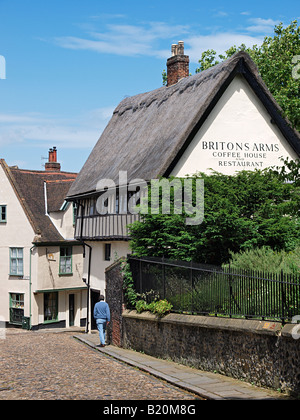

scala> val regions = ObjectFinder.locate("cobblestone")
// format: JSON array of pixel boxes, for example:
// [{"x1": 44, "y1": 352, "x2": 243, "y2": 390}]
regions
[{"x1": 0, "y1": 329, "x2": 199, "y2": 400}]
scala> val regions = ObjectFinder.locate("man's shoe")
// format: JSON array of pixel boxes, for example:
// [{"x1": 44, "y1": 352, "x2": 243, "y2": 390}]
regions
[{"x1": 100, "y1": 344, "x2": 105, "y2": 347}]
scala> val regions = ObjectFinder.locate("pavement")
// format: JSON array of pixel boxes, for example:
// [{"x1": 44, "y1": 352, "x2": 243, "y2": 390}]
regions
[{"x1": 74, "y1": 332, "x2": 289, "y2": 400}]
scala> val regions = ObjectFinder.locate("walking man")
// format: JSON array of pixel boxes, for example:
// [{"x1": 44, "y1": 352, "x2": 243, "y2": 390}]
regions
[{"x1": 93, "y1": 294, "x2": 110, "y2": 347}]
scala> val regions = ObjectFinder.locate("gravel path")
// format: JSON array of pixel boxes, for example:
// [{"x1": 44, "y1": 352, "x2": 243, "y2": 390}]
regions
[{"x1": 0, "y1": 329, "x2": 199, "y2": 400}]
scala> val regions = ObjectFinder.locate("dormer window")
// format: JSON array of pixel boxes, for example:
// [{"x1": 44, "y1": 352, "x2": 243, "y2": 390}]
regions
[{"x1": 0, "y1": 205, "x2": 6, "y2": 223}]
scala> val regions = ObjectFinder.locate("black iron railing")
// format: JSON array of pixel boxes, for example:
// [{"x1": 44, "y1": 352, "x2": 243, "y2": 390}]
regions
[{"x1": 129, "y1": 256, "x2": 300, "y2": 323}]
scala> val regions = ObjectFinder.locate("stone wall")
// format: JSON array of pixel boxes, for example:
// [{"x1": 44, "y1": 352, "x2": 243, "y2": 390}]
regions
[
  {"x1": 105, "y1": 259, "x2": 300, "y2": 395},
  {"x1": 122, "y1": 310, "x2": 300, "y2": 395},
  {"x1": 105, "y1": 260, "x2": 124, "y2": 347}
]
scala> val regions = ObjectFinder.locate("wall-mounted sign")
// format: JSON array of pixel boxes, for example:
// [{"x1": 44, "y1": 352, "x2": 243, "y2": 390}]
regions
[
  {"x1": 202, "y1": 141, "x2": 280, "y2": 169},
  {"x1": 171, "y1": 76, "x2": 298, "y2": 177}
]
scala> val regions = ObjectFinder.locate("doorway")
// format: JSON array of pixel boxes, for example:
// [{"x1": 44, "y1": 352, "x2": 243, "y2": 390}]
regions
[
  {"x1": 90, "y1": 290, "x2": 100, "y2": 330},
  {"x1": 69, "y1": 294, "x2": 75, "y2": 327}
]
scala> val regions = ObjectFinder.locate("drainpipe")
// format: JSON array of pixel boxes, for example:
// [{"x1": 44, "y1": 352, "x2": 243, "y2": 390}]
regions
[
  {"x1": 29, "y1": 245, "x2": 35, "y2": 329},
  {"x1": 83, "y1": 242, "x2": 92, "y2": 334}
]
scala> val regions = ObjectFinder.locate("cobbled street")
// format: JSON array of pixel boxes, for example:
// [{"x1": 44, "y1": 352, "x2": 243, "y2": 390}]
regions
[{"x1": 0, "y1": 329, "x2": 198, "y2": 400}]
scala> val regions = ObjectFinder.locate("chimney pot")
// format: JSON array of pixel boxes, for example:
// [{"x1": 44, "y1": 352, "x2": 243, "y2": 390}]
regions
[
  {"x1": 171, "y1": 44, "x2": 177, "y2": 56},
  {"x1": 177, "y1": 41, "x2": 184, "y2": 55},
  {"x1": 52, "y1": 146, "x2": 57, "y2": 163},
  {"x1": 45, "y1": 147, "x2": 61, "y2": 171},
  {"x1": 166, "y1": 41, "x2": 189, "y2": 87}
]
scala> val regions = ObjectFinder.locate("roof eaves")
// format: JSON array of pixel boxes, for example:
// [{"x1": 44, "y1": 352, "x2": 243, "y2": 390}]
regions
[{"x1": 0, "y1": 159, "x2": 40, "y2": 234}]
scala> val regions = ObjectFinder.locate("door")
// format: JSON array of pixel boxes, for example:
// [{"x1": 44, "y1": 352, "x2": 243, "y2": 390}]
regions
[
  {"x1": 91, "y1": 290, "x2": 99, "y2": 330},
  {"x1": 69, "y1": 294, "x2": 75, "y2": 327}
]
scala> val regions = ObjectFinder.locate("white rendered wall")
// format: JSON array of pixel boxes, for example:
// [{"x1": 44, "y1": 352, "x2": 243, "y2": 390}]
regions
[
  {"x1": 171, "y1": 75, "x2": 298, "y2": 177},
  {"x1": 82, "y1": 241, "x2": 130, "y2": 295},
  {"x1": 0, "y1": 164, "x2": 36, "y2": 322}
]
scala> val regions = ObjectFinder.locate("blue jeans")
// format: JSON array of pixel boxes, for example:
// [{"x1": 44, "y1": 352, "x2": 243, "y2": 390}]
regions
[{"x1": 96, "y1": 318, "x2": 107, "y2": 345}]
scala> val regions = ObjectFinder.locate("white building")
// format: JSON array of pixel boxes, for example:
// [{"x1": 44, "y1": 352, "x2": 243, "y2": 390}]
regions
[
  {"x1": 66, "y1": 46, "x2": 300, "y2": 330},
  {"x1": 0, "y1": 148, "x2": 86, "y2": 329}
]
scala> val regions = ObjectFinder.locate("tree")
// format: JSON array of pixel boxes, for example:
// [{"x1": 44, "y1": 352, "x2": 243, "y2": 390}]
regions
[
  {"x1": 195, "y1": 21, "x2": 300, "y2": 131},
  {"x1": 164, "y1": 21, "x2": 300, "y2": 131},
  {"x1": 128, "y1": 166, "x2": 300, "y2": 266}
]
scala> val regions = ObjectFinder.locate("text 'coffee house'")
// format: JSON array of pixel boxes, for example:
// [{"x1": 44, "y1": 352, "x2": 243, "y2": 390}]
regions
[{"x1": 202, "y1": 141, "x2": 280, "y2": 168}]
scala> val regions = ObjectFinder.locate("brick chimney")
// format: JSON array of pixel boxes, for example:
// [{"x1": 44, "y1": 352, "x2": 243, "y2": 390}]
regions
[
  {"x1": 45, "y1": 147, "x2": 61, "y2": 171},
  {"x1": 167, "y1": 41, "x2": 189, "y2": 86}
]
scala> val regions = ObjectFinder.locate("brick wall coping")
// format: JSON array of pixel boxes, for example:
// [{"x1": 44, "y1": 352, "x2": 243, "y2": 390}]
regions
[{"x1": 122, "y1": 310, "x2": 298, "y2": 339}]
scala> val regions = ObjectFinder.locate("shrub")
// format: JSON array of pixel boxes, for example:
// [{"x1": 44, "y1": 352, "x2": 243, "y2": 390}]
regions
[
  {"x1": 224, "y1": 246, "x2": 300, "y2": 274},
  {"x1": 135, "y1": 299, "x2": 173, "y2": 317},
  {"x1": 121, "y1": 259, "x2": 137, "y2": 308},
  {"x1": 150, "y1": 299, "x2": 173, "y2": 316},
  {"x1": 135, "y1": 299, "x2": 148, "y2": 313}
]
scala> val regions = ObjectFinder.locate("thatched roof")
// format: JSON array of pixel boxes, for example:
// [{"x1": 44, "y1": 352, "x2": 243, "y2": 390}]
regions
[
  {"x1": 67, "y1": 51, "x2": 300, "y2": 199},
  {"x1": 0, "y1": 159, "x2": 77, "y2": 243}
]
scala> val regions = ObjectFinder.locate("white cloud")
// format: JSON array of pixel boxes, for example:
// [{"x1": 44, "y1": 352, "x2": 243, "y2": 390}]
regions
[
  {"x1": 55, "y1": 22, "x2": 189, "y2": 57},
  {"x1": 185, "y1": 33, "x2": 263, "y2": 62},
  {"x1": 246, "y1": 17, "x2": 279, "y2": 33},
  {"x1": 54, "y1": 19, "x2": 268, "y2": 64},
  {"x1": 213, "y1": 11, "x2": 229, "y2": 18},
  {"x1": 0, "y1": 107, "x2": 115, "y2": 149},
  {"x1": 89, "y1": 14, "x2": 127, "y2": 20}
]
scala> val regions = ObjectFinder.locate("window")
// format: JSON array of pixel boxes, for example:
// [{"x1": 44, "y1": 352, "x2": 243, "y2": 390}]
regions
[
  {"x1": 44, "y1": 292, "x2": 58, "y2": 322},
  {"x1": 89, "y1": 198, "x2": 96, "y2": 216},
  {"x1": 9, "y1": 293, "x2": 24, "y2": 325},
  {"x1": 104, "y1": 243, "x2": 111, "y2": 261},
  {"x1": 0, "y1": 205, "x2": 6, "y2": 223},
  {"x1": 10, "y1": 248, "x2": 23, "y2": 276},
  {"x1": 73, "y1": 203, "x2": 77, "y2": 226},
  {"x1": 59, "y1": 246, "x2": 72, "y2": 274}
]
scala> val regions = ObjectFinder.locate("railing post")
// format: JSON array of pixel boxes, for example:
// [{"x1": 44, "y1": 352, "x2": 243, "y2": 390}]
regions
[
  {"x1": 139, "y1": 258, "x2": 142, "y2": 295},
  {"x1": 281, "y1": 269, "x2": 286, "y2": 323},
  {"x1": 162, "y1": 256, "x2": 166, "y2": 299},
  {"x1": 229, "y1": 265, "x2": 232, "y2": 318},
  {"x1": 190, "y1": 261, "x2": 194, "y2": 313}
]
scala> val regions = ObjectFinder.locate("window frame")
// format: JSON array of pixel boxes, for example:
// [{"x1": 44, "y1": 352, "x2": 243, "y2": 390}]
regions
[
  {"x1": 44, "y1": 292, "x2": 58, "y2": 323},
  {"x1": 9, "y1": 247, "x2": 24, "y2": 276},
  {"x1": 59, "y1": 246, "x2": 73, "y2": 275},
  {"x1": 104, "y1": 243, "x2": 111, "y2": 261},
  {"x1": 0, "y1": 205, "x2": 7, "y2": 223},
  {"x1": 9, "y1": 293, "x2": 25, "y2": 325}
]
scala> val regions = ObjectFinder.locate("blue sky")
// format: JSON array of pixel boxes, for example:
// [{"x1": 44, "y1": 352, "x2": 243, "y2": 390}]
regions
[{"x1": 0, "y1": 0, "x2": 298, "y2": 172}]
